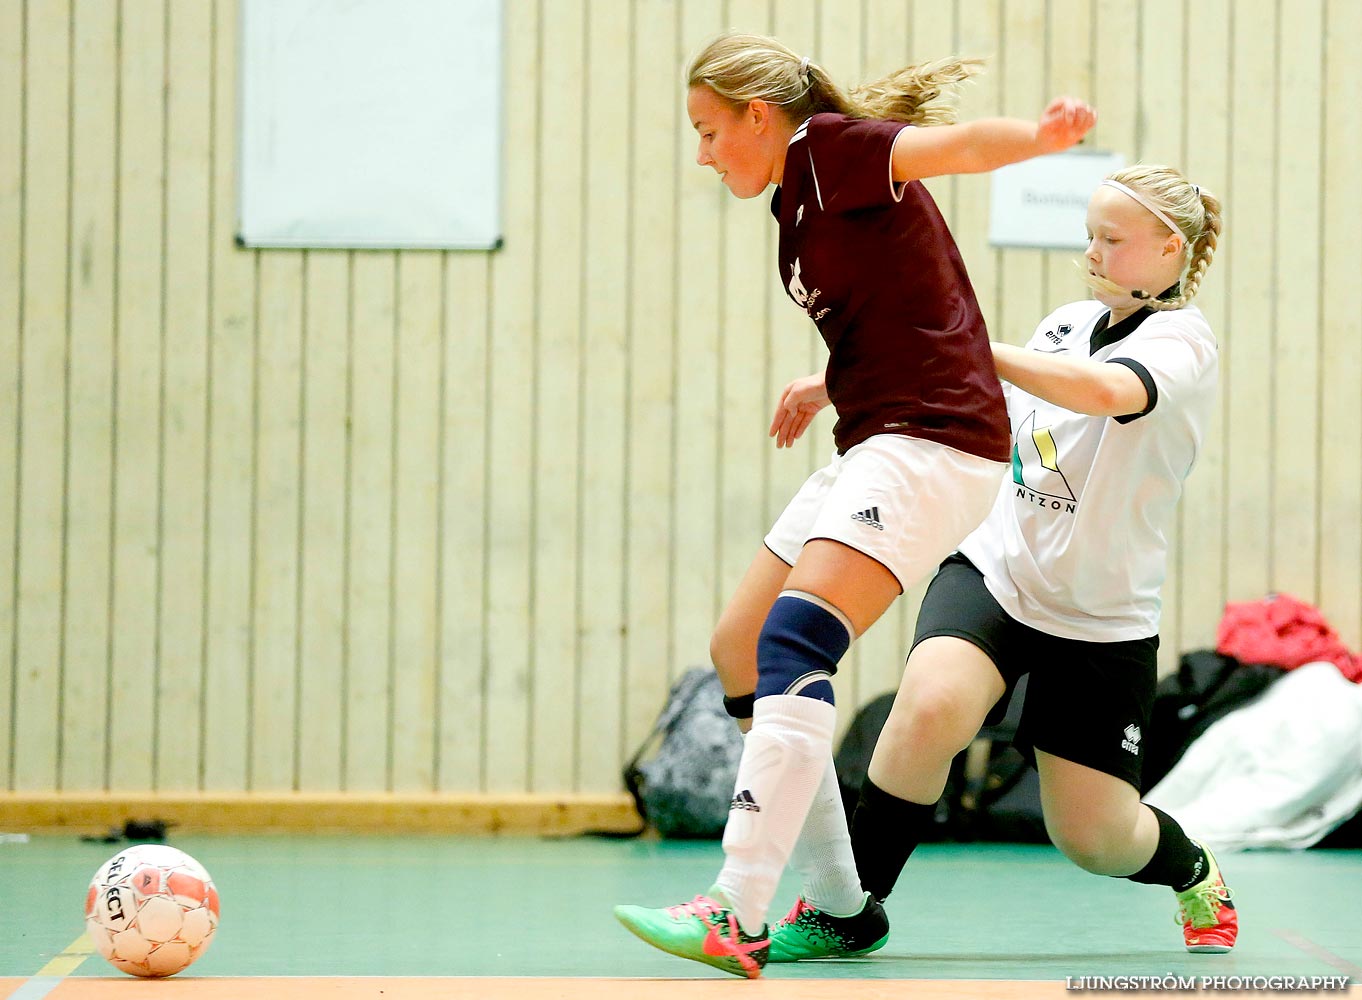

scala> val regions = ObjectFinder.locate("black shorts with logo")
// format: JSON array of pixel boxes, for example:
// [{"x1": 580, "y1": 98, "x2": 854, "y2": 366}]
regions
[{"x1": 912, "y1": 552, "x2": 1158, "y2": 791}]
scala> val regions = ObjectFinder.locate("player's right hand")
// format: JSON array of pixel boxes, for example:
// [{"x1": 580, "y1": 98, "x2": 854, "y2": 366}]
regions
[
  {"x1": 769, "y1": 372, "x2": 830, "y2": 448},
  {"x1": 1036, "y1": 96, "x2": 1096, "y2": 153}
]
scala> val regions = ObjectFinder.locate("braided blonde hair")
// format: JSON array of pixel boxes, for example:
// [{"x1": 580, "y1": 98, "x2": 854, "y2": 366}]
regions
[
  {"x1": 1082, "y1": 165, "x2": 1224, "y2": 311},
  {"x1": 687, "y1": 31, "x2": 982, "y2": 128}
]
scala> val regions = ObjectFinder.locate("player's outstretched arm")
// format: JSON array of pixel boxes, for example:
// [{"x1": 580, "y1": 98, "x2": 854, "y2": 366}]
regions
[
  {"x1": 890, "y1": 96, "x2": 1096, "y2": 182},
  {"x1": 991, "y1": 341, "x2": 1147, "y2": 418}
]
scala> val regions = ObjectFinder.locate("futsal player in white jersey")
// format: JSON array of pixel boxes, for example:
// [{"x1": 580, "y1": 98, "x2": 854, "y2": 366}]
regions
[
  {"x1": 765, "y1": 165, "x2": 1236, "y2": 962},
  {"x1": 612, "y1": 31, "x2": 1095, "y2": 978}
]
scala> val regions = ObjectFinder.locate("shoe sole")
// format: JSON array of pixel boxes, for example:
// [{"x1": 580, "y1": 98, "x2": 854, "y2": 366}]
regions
[
  {"x1": 1187, "y1": 944, "x2": 1234, "y2": 954},
  {"x1": 769, "y1": 931, "x2": 889, "y2": 963},
  {"x1": 614, "y1": 907, "x2": 764, "y2": 979}
]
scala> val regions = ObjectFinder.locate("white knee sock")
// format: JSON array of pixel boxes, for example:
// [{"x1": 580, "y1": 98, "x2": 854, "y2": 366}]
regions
[
  {"x1": 788, "y1": 753, "x2": 865, "y2": 915},
  {"x1": 716, "y1": 694, "x2": 836, "y2": 935}
]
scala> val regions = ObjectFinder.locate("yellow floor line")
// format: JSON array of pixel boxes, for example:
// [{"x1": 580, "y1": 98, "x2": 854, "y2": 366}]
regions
[{"x1": 8, "y1": 935, "x2": 95, "y2": 1000}]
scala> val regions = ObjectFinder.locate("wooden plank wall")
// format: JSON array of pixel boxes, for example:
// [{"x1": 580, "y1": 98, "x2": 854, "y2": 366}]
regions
[{"x1": 2, "y1": 0, "x2": 1359, "y2": 797}]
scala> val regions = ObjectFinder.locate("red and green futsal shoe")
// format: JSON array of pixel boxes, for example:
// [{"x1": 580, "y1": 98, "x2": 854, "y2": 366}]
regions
[
  {"x1": 614, "y1": 887, "x2": 769, "y2": 978},
  {"x1": 768, "y1": 893, "x2": 890, "y2": 962},
  {"x1": 1175, "y1": 842, "x2": 1237, "y2": 953}
]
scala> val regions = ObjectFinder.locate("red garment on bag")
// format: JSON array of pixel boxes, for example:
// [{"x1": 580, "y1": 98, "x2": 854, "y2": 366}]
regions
[{"x1": 1215, "y1": 593, "x2": 1362, "y2": 683}]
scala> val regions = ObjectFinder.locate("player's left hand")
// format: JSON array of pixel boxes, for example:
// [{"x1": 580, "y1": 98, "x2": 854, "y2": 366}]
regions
[{"x1": 1036, "y1": 96, "x2": 1097, "y2": 153}]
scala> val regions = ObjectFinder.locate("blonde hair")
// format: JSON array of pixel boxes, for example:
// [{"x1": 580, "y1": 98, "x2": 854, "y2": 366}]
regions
[
  {"x1": 687, "y1": 31, "x2": 982, "y2": 128},
  {"x1": 1082, "y1": 165, "x2": 1224, "y2": 311}
]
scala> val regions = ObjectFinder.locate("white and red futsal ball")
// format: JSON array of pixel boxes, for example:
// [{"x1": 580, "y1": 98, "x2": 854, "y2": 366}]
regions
[{"x1": 84, "y1": 844, "x2": 220, "y2": 977}]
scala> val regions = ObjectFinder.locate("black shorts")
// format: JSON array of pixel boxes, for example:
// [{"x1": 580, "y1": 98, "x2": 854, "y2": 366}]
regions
[{"x1": 912, "y1": 553, "x2": 1158, "y2": 791}]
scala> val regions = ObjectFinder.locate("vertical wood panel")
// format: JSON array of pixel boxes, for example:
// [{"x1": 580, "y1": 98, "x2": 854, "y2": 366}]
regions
[
  {"x1": 107, "y1": 0, "x2": 164, "y2": 791},
  {"x1": 202, "y1": 0, "x2": 256, "y2": 792},
  {"x1": 1044, "y1": 0, "x2": 1093, "y2": 309},
  {"x1": 60, "y1": 0, "x2": 117, "y2": 791},
  {"x1": 577, "y1": 0, "x2": 631, "y2": 791},
  {"x1": 953, "y1": 0, "x2": 1003, "y2": 343},
  {"x1": 864, "y1": 0, "x2": 911, "y2": 84},
  {"x1": 0, "y1": 0, "x2": 21, "y2": 790},
  {"x1": 1091, "y1": 1, "x2": 1138, "y2": 221},
  {"x1": 250, "y1": 253, "x2": 303, "y2": 791},
  {"x1": 1176, "y1": 0, "x2": 1232, "y2": 655},
  {"x1": 1222, "y1": 0, "x2": 1276, "y2": 602},
  {"x1": 719, "y1": 0, "x2": 773, "y2": 708},
  {"x1": 670, "y1": 0, "x2": 725, "y2": 680},
  {"x1": 717, "y1": 0, "x2": 773, "y2": 653},
  {"x1": 390, "y1": 253, "x2": 443, "y2": 790},
  {"x1": 1270, "y1": 0, "x2": 1322, "y2": 603},
  {"x1": 156, "y1": 0, "x2": 212, "y2": 789},
  {"x1": 437, "y1": 251, "x2": 490, "y2": 790},
  {"x1": 765, "y1": 0, "x2": 823, "y2": 548},
  {"x1": 344, "y1": 252, "x2": 395, "y2": 790},
  {"x1": 1318, "y1": 0, "x2": 1362, "y2": 648},
  {"x1": 12, "y1": 0, "x2": 71, "y2": 790},
  {"x1": 996, "y1": 1, "x2": 1045, "y2": 350},
  {"x1": 622, "y1": 0, "x2": 678, "y2": 752},
  {"x1": 296, "y1": 250, "x2": 349, "y2": 791},
  {"x1": 949, "y1": 0, "x2": 1003, "y2": 682},
  {"x1": 1136, "y1": 0, "x2": 1185, "y2": 673},
  {"x1": 483, "y1": 0, "x2": 539, "y2": 790},
  {"x1": 529, "y1": 0, "x2": 585, "y2": 792}
]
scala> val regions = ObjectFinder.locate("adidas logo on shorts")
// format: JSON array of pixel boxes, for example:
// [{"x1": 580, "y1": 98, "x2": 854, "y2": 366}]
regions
[{"x1": 851, "y1": 506, "x2": 885, "y2": 531}]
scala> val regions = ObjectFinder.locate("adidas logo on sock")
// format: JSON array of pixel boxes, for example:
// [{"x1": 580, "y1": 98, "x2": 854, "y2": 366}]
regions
[
  {"x1": 851, "y1": 506, "x2": 885, "y2": 531},
  {"x1": 730, "y1": 789, "x2": 761, "y2": 812}
]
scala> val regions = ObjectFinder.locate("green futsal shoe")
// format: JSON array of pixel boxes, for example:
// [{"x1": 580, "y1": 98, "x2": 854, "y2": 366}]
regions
[
  {"x1": 614, "y1": 887, "x2": 770, "y2": 978},
  {"x1": 1175, "y1": 842, "x2": 1238, "y2": 953},
  {"x1": 768, "y1": 893, "x2": 890, "y2": 962}
]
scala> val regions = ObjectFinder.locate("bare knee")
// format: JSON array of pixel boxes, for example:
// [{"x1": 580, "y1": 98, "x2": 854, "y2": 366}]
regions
[
  {"x1": 1046, "y1": 814, "x2": 1137, "y2": 875},
  {"x1": 877, "y1": 680, "x2": 985, "y2": 767}
]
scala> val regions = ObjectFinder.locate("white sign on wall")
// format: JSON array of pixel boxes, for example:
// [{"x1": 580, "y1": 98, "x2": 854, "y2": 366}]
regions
[
  {"x1": 988, "y1": 150, "x2": 1126, "y2": 250},
  {"x1": 238, "y1": 0, "x2": 503, "y2": 250}
]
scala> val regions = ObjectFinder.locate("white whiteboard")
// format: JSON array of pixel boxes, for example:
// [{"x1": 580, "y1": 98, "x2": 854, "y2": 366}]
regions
[
  {"x1": 237, "y1": 0, "x2": 503, "y2": 250},
  {"x1": 988, "y1": 150, "x2": 1126, "y2": 250}
]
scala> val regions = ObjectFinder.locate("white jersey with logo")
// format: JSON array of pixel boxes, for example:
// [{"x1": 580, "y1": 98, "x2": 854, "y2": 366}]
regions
[{"x1": 958, "y1": 299, "x2": 1218, "y2": 641}]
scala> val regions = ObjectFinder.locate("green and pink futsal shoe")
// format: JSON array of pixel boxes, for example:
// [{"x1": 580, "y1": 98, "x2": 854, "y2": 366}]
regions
[
  {"x1": 614, "y1": 888, "x2": 770, "y2": 978},
  {"x1": 1175, "y1": 842, "x2": 1238, "y2": 953},
  {"x1": 768, "y1": 893, "x2": 890, "y2": 962}
]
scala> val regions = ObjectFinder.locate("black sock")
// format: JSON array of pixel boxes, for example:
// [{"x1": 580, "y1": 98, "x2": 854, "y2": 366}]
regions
[
  {"x1": 849, "y1": 777, "x2": 937, "y2": 902},
  {"x1": 1125, "y1": 805, "x2": 1208, "y2": 892}
]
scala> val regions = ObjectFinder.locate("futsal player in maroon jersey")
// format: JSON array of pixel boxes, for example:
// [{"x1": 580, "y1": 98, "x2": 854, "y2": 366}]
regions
[{"x1": 614, "y1": 31, "x2": 1094, "y2": 977}]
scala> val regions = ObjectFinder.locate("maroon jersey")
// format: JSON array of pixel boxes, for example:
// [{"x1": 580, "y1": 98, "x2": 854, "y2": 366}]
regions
[{"x1": 771, "y1": 113, "x2": 1010, "y2": 462}]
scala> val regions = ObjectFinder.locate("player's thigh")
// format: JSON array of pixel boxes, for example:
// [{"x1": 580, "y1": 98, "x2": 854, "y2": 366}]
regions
[{"x1": 784, "y1": 538, "x2": 901, "y2": 636}]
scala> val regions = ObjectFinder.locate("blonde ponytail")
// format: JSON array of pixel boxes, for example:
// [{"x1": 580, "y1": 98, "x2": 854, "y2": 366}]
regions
[{"x1": 687, "y1": 31, "x2": 981, "y2": 127}]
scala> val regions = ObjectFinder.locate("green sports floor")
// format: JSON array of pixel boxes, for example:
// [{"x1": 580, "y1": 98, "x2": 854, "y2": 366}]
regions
[{"x1": 2, "y1": 834, "x2": 1358, "y2": 998}]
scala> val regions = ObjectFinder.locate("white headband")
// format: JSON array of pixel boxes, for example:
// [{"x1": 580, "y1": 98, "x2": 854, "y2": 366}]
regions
[{"x1": 1101, "y1": 180, "x2": 1183, "y2": 241}]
